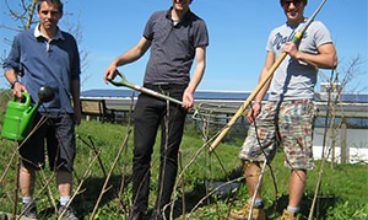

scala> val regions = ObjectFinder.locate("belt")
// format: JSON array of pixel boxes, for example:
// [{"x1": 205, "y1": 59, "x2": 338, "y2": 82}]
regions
[
  {"x1": 289, "y1": 99, "x2": 313, "y2": 104},
  {"x1": 268, "y1": 100, "x2": 313, "y2": 105},
  {"x1": 144, "y1": 83, "x2": 187, "y2": 91}
]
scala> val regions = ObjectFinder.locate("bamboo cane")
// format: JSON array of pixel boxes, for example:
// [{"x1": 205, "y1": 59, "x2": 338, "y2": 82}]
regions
[
  {"x1": 209, "y1": 52, "x2": 287, "y2": 153},
  {"x1": 248, "y1": 160, "x2": 267, "y2": 220},
  {"x1": 209, "y1": 0, "x2": 328, "y2": 153}
]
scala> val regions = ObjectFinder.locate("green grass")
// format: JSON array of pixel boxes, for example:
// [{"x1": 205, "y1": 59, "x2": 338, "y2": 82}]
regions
[
  {"x1": 0, "y1": 89, "x2": 12, "y2": 124},
  {"x1": 0, "y1": 118, "x2": 367, "y2": 219}
]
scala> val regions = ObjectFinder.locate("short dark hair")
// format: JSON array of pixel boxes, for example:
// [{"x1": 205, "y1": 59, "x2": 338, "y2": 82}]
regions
[
  {"x1": 37, "y1": 0, "x2": 63, "y2": 14},
  {"x1": 280, "y1": 0, "x2": 307, "y2": 6}
]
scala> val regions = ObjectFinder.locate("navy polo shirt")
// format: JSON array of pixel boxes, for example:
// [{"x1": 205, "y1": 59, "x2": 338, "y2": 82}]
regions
[
  {"x1": 3, "y1": 25, "x2": 81, "y2": 114},
  {"x1": 143, "y1": 8, "x2": 209, "y2": 85}
]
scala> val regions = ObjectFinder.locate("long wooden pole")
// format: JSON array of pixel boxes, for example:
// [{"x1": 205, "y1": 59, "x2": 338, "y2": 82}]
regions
[
  {"x1": 209, "y1": 52, "x2": 288, "y2": 152},
  {"x1": 209, "y1": 0, "x2": 328, "y2": 153}
]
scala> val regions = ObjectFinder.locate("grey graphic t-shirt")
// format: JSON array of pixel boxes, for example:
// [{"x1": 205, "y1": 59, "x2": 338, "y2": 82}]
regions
[{"x1": 266, "y1": 20, "x2": 333, "y2": 101}]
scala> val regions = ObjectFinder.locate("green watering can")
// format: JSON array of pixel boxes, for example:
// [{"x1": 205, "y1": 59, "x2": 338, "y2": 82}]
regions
[{"x1": 1, "y1": 86, "x2": 54, "y2": 141}]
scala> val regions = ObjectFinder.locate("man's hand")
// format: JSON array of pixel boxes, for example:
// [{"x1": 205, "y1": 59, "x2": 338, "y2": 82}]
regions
[
  {"x1": 182, "y1": 88, "x2": 194, "y2": 111},
  {"x1": 13, "y1": 82, "x2": 28, "y2": 98},
  {"x1": 283, "y1": 42, "x2": 301, "y2": 60},
  {"x1": 103, "y1": 63, "x2": 118, "y2": 84},
  {"x1": 247, "y1": 102, "x2": 262, "y2": 124}
]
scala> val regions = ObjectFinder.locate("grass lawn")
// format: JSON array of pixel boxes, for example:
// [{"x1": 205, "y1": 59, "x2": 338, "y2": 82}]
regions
[{"x1": 0, "y1": 117, "x2": 367, "y2": 219}]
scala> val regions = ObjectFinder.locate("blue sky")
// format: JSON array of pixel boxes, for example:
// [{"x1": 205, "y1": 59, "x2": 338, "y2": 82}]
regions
[{"x1": 1, "y1": 0, "x2": 367, "y2": 92}]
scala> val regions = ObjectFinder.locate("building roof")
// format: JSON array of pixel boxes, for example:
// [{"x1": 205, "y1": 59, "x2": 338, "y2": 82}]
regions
[{"x1": 81, "y1": 89, "x2": 368, "y2": 103}]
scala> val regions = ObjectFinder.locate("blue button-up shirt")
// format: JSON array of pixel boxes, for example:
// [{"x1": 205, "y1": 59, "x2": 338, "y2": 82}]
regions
[{"x1": 3, "y1": 25, "x2": 81, "y2": 113}]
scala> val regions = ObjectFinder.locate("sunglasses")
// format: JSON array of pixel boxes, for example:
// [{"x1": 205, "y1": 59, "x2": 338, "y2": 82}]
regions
[{"x1": 282, "y1": 0, "x2": 303, "y2": 7}]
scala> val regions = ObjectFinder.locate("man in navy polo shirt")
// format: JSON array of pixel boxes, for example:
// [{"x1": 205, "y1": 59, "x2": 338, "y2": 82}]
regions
[
  {"x1": 3, "y1": 0, "x2": 80, "y2": 219},
  {"x1": 104, "y1": 0, "x2": 208, "y2": 219}
]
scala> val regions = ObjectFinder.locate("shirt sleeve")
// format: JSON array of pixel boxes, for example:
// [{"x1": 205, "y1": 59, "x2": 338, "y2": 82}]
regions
[
  {"x1": 143, "y1": 12, "x2": 157, "y2": 41},
  {"x1": 193, "y1": 20, "x2": 209, "y2": 48},
  {"x1": 71, "y1": 37, "x2": 81, "y2": 81},
  {"x1": 313, "y1": 21, "x2": 333, "y2": 48},
  {"x1": 3, "y1": 35, "x2": 22, "y2": 75},
  {"x1": 266, "y1": 30, "x2": 275, "y2": 52}
]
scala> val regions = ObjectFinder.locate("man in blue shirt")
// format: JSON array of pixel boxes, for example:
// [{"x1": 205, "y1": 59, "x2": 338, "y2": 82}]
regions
[
  {"x1": 3, "y1": 0, "x2": 80, "y2": 219},
  {"x1": 104, "y1": 0, "x2": 208, "y2": 219}
]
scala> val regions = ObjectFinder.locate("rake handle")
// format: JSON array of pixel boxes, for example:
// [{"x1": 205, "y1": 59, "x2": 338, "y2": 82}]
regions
[
  {"x1": 209, "y1": 52, "x2": 288, "y2": 152},
  {"x1": 209, "y1": 0, "x2": 329, "y2": 153}
]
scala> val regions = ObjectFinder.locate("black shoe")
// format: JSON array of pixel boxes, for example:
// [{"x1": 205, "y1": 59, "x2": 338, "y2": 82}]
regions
[
  {"x1": 58, "y1": 204, "x2": 78, "y2": 220},
  {"x1": 21, "y1": 202, "x2": 37, "y2": 219}
]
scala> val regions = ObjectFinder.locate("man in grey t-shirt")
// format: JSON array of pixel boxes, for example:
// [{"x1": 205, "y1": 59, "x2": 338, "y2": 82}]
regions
[
  {"x1": 104, "y1": 0, "x2": 208, "y2": 219},
  {"x1": 230, "y1": 0, "x2": 337, "y2": 219}
]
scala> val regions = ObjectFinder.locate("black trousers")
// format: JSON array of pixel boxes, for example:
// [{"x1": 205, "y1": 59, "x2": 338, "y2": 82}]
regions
[{"x1": 131, "y1": 84, "x2": 187, "y2": 217}]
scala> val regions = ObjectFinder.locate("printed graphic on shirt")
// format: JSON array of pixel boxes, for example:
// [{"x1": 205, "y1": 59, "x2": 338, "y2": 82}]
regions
[{"x1": 272, "y1": 30, "x2": 308, "y2": 50}]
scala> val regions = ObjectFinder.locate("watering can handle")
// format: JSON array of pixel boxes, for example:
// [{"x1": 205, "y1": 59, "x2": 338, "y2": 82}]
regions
[{"x1": 12, "y1": 92, "x2": 31, "y2": 106}]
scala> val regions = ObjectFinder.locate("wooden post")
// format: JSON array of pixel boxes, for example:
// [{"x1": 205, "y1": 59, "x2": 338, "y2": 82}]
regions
[
  {"x1": 340, "y1": 119, "x2": 348, "y2": 164},
  {"x1": 330, "y1": 127, "x2": 336, "y2": 168}
]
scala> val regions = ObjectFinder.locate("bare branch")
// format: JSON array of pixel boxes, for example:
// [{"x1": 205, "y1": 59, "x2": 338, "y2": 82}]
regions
[
  {"x1": 0, "y1": 23, "x2": 22, "y2": 32},
  {"x1": 339, "y1": 56, "x2": 367, "y2": 93},
  {"x1": 25, "y1": 0, "x2": 37, "y2": 29}
]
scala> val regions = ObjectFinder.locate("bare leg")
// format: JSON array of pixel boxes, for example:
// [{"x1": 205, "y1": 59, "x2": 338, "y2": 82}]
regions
[
  {"x1": 244, "y1": 162, "x2": 262, "y2": 199},
  {"x1": 19, "y1": 166, "x2": 35, "y2": 197},
  {"x1": 230, "y1": 162, "x2": 265, "y2": 219},
  {"x1": 56, "y1": 170, "x2": 73, "y2": 197},
  {"x1": 288, "y1": 169, "x2": 306, "y2": 208}
]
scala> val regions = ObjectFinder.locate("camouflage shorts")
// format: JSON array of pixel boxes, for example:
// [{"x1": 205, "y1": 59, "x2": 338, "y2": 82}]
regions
[{"x1": 239, "y1": 100, "x2": 315, "y2": 170}]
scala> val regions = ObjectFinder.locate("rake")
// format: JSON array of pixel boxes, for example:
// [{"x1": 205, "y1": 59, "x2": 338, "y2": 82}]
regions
[{"x1": 209, "y1": 0, "x2": 329, "y2": 153}]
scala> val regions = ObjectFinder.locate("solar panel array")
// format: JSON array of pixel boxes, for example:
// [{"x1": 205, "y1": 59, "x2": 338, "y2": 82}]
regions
[{"x1": 81, "y1": 89, "x2": 368, "y2": 103}]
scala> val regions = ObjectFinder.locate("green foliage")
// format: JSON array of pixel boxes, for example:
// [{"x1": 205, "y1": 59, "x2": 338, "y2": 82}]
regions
[
  {"x1": 326, "y1": 202, "x2": 368, "y2": 220},
  {"x1": 0, "y1": 119, "x2": 367, "y2": 219},
  {"x1": 0, "y1": 89, "x2": 12, "y2": 124}
]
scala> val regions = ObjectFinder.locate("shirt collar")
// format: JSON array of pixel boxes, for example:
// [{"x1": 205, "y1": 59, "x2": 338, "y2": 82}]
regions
[
  {"x1": 34, "y1": 23, "x2": 64, "y2": 41},
  {"x1": 165, "y1": 7, "x2": 192, "y2": 23}
]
